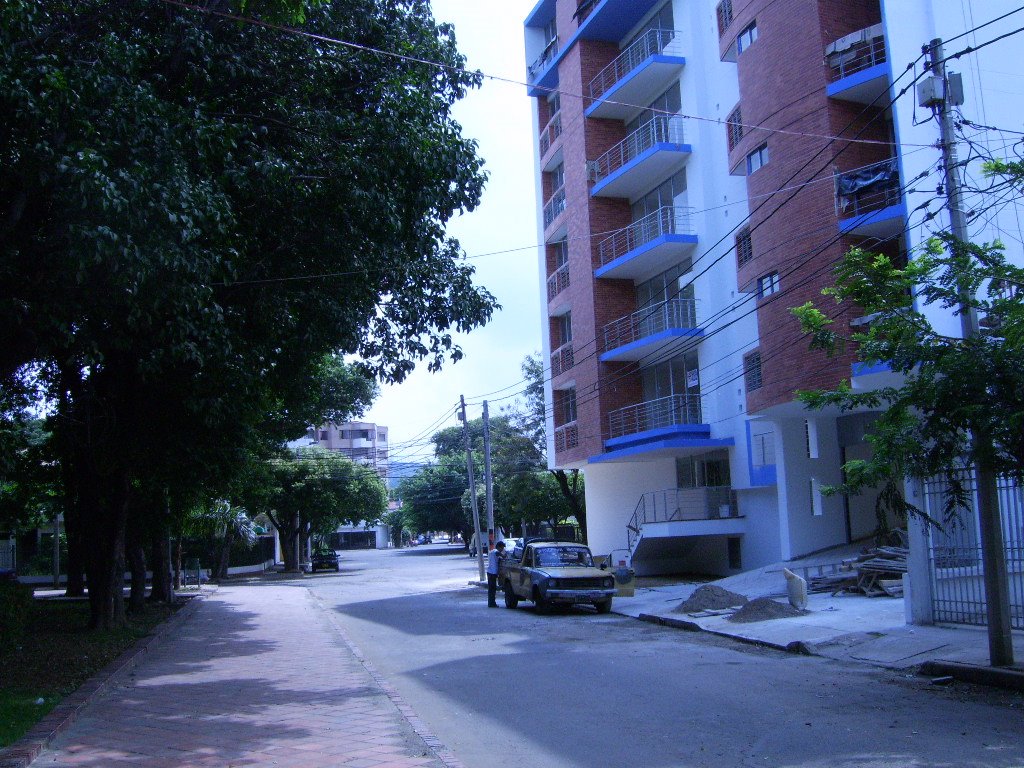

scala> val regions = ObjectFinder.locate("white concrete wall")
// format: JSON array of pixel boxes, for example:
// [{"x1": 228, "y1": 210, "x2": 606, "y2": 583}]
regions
[
  {"x1": 736, "y1": 486, "x2": 782, "y2": 569},
  {"x1": 584, "y1": 458, "x2": 677, "y2": 556}
]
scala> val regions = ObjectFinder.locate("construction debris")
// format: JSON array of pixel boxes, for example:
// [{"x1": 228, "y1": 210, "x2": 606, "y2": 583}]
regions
[
  {"x1": 806, "y1": 546, "x2": 909, "y2": 597},
  {"x1": 674, "y1": 584, "x2": 748, "y2": 614}
]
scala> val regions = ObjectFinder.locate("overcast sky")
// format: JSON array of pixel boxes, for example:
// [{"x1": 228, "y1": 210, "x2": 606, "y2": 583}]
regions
[{"x1": 363, "y1": 0, "x2": 542, "y2": 472}]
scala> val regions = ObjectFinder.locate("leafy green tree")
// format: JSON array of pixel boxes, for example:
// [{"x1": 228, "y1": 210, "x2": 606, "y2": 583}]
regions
[
  {"x1": 0, "y1": 0, "x2": 494, "y2": 627},
  {"x1": 792, "y1": 235, "x2": 1024, "y2": 517},
  {"x1": 248, "y1": 448, "x2": 386, "y2": 571},
  {"x1": 398, "y1": 455, "x2": 469, "y2": 539}
]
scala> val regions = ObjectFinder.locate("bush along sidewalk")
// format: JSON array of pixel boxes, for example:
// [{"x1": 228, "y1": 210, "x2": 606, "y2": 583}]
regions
[{"x1": 0, "y1": 590, "x2": 184, "y2": 750}]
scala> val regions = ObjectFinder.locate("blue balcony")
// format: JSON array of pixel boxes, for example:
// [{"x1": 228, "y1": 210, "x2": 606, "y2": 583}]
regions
[
  {"x1": 525, "y1": 0, "x2": 670, "y2": 97},
  {"x1": 595, "y1": 206, "x2": 697, "y2": 281},
  {"x1": 825, "y1": 25, "x2": 891, "y2": 106},
  {"x1": 601, "y1": 299, "x2": 702, "y2": 362},
  {"x1": 835, "y1": 159, "x2": 906, "y2": 240},
  {"x1": 586, "y1": 29, "x2": 687, "y2": 120},
  {"x1": 590, "y1": 116, "x2": 691, "y2": 199},
  {"x1": 596, "y1": 394, "x2": 733, "y2": 462}
]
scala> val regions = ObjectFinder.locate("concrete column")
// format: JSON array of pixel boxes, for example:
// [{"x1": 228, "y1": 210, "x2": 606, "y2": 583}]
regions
[{"x1": 905, "y1": 478, "x2": 934, "y2": 625}]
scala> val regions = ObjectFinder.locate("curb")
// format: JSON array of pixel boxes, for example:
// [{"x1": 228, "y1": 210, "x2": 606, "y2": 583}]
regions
[
  {"x1": 919, "y1": 660, "x2": 1024, "y2": 692},
  {"x1": 636, "y1": 612, "x2": 796, "y2": 653},
  {"x1": 0, "y1": 595, "x2": 204, "y2": 768},
  {"x1": 310, "y1": 591, "x2": 467, "y2": 768}
]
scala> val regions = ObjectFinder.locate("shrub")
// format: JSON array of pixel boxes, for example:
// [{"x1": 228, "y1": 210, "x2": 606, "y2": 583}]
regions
[{"x1": 0, "y1": 583, "x2": 34, "y2": 654}]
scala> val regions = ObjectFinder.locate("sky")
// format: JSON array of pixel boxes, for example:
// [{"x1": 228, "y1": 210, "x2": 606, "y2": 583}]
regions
[{"x1": 363, "y1": 0, "x2": 542, "y2": 473}]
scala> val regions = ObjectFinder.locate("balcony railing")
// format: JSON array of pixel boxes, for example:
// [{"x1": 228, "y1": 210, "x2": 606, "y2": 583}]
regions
[
  {"x1": 590, "y1": 116, "x2": 686, "y2": 185},
  {"x1": 835, "y1": 158, "x2": 901, "y2": 219},
  {"x1": 554, "y1": 422, "x2": 579, "y2": 453},
  {"x1": 528, "y1": 38, "x2": 560, "y2": 81},
  {"x1": 543, "y1": 187, "x2": 566, "y2": 228},
  {"x1": 547, "y1": 263, "x2": 570, "y2": 301},
  {"x1": 608, "y1": 393, "x2": 702, "y2": 440},
  {"x1": 826, "y1": 25, "x2": 886, "y2": 82},
  {"x1": 598, "y1": 206, "x2": 694, "y2": 267},
  {"x1": 627, "y1": 486, "x2": 738, "y2": 550},
  {"x1": 603, "y1": 299, "x2": 697, "y2": 353},
  {"x1": 539, "y1": 113, "x2": 563, "y2": 157},
  {"x1": 551, "y1": 342, "x2": 574, "y2": 377},
  {"x1": 589, "y1": 29, "x2": 684, "y2": 102}
]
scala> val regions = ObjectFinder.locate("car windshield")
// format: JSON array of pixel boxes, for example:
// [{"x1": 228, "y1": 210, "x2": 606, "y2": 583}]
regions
[{"x1": 535, "y1": 546, "x2": 593, "y2": 567}]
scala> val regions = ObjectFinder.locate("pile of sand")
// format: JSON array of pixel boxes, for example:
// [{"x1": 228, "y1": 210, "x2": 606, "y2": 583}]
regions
[
  {"x1": 674, "y1": 584, "x2": 748, "y2": 613},
  {"x1": 727, "y1": 596, "x2": 804, "y2": 623}
]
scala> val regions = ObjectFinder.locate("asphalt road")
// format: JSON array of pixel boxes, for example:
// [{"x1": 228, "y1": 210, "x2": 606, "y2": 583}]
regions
[{"x1": 305, "y1": 544, "x2": 1023, "y2": 768}]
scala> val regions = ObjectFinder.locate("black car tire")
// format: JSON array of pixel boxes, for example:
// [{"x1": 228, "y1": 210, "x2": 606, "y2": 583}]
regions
[
  {"x1": 504, "y1": 582, "x2": 519, "y2": 609},
  {"x1": 534, "y1": 590, "x2": 552, "y2": 615},
  {"x1": 594, "y1": 599, "x2": 613, "y2": 614}
]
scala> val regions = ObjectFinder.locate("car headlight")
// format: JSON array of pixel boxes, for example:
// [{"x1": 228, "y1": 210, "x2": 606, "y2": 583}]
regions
[
  {"x1": 604, "y1": 578, "x2": 614, "y2": 588},
  {"x1": 549, "y1": 579, "x2": 558, "y2": 589}
]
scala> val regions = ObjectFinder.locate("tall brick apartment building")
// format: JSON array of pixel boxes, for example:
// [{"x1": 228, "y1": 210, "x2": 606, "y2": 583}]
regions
[{"x1": 524, "y1": 0, "x2": 1022, "y2": 575}]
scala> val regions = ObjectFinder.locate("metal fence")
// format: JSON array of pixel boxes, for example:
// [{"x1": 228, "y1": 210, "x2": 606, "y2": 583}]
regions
[
  {"x1": 590, "y1": 115, "x2": 686, "y2": 185},
  {"x1": 924, "y1": 471, "x2": 1024, "y2": 629},
  {"x1": 608, "y1": 393, "x2": 702, "y2": 440},
  {"x1": 627, "y1": 486, "x2": 738, "y2": 550}
]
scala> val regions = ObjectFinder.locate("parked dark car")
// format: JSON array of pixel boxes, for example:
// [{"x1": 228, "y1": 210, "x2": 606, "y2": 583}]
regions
[
  {"x1": 416, "y1": 534, "x2": 433, "y2": 545},
  {"x1": 310, "y1": 550, "x2": 340, "y2": 572}
]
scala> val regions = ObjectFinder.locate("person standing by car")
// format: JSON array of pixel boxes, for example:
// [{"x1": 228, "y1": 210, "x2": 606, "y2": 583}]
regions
[{"x1": 486, "y1": 540, "x2": 506, "y2": 607}]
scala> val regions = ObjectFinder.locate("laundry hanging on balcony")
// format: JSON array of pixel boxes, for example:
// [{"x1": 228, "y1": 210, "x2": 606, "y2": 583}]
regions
[{"x1": 836, "y1": 158, "x2": 898, "y2": 212}]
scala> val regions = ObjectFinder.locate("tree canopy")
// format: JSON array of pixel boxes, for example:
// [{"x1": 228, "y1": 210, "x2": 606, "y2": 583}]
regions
[{"x1": 0, "y1": 0, "x2": 495, "y2": 626}]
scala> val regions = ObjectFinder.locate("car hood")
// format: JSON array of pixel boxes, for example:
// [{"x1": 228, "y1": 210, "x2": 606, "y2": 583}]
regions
[{"x1": 534, "y1": 566, "x2": 608, "y2": 579}]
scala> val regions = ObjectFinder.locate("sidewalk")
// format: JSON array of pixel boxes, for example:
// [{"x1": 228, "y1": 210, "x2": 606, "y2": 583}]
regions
[
  {"x1": 615, "y1": 563, "x2": 1024, "y2": 684},
  {"x1": 25, "y1": 586, "x2": 462, "y2": 768}
]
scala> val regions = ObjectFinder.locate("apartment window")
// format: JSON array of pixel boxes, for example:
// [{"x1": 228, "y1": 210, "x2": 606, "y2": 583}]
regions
[
  {"x1": 746, "y1": 143, "x2": 768, "y2": 174},
  {"x1": 757, "y1": 272, "x2": 780, "y2": 298},
  {"x1": 805, "y1": 419, "x2": 819, "y2": 459},
  {"x1": 543, "y1": 18, "x2": 557, "y2": 49},
  {"x1": 632, "y1": 169, "x2": 687, "y2": 220},
  {"x1": 726, "y1": 105, "x2": 743, "y2": 151},
  {"x1": 549, "y1": 162, "x2": 565, "y2": 193},
  {"x1": 735, "y1": 226, "x2": 752, "y2": 267},
  {"x1": 626, "y1": 84, "x2": 681, "y2": 135},
  {"x1": 557, "y1": 311, "x2": 573, "y2": 345},
  {"x1": 736, "y1": 21, "x2": 758, "y2": 54},
  {"x1": 561, "y1": 388, "x2": 578, "y2": 424},
  {"x1": 810, "y1": 477, "x2": 823, "y2": 516},
  {"x1": 547, "y1": 92, "x2": 561, "y2": 118},
  {"x1": 716, "y1": 0, "x2": 734, "y2": 35},
  {"x1": 553, "y1": 238, "x2": 569, "y2": 268},
  {"x1": 744, "y1": 351, "x2": 762, "y2": 391},
  {"x1": 319, "y1": 430, "x2": 328, "y2": 440}
]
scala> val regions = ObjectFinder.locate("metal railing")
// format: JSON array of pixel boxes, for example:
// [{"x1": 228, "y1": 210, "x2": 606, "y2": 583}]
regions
[
  {"x1": 528, "y1": 38, "x2": 560, "y2": 81},
  {"x1": 598, "y1": 206, "x2": 694, "y2": 267},
  {"x1": 608, "y1": 393, "x2": 702, "y2": 440},
  {"x1": 589, "y1": 29, "x2": 685, "y2": 102},
  {"x1": 602, "y1": 299, "x2": 697, "y2": 353},
  {"x1": 551, "y1": 342, "x2": 574, "y2": 377},
  {"x1": 926, "y1": 471, "x2": 1024, "y2": 629},
  {"x1": 627, "y1": 486, "x2": 739, "y2": 550},
  {"x1": 547, "y1": 263, "x2": 570, "y2": 301},
  {"x1": 539, "y1": 113, "x2": 562, "y2": 157},
  {"x1": 590, "y1": 116, "x2": 686, "y2": 185},
  {"x1": 827, "y1": 27, "x2": 886, "y2": 82},
  {"x1": 543, "y1": 187, "x2": 566, "y2": 228},
  {"x1": 835, "y1": 158, "x2": 901, "y2": 219},
  {"x1": 554, "y1": 422, "x2": 579, "y2": 453}
]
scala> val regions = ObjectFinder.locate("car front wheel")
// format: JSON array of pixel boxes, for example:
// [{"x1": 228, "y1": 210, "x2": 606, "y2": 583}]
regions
[
  {"x1": 594, "y1": 599, "x2": 613, "y2": 614},
  {"x1": 503, "y1": 582, "x2": 519, "y2": 609}
]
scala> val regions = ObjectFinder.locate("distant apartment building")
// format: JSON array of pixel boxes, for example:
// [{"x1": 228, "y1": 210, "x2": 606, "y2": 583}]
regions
[
  {"x1": 524, "y1": 0, "x2": 1022, "y2": 578},
  {"x1": 309, "y1": 421, "x2": 389, "y2": 480}
]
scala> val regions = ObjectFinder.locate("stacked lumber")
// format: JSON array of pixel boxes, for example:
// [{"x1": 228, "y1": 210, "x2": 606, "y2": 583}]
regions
[{"x1": 806, "y1": 545, "x2": 909, "y2": 597}]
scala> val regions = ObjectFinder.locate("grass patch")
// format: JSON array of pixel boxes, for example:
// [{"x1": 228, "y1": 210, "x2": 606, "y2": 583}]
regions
[{"x1": 0, "y1": 597, "x2": 178, "y2": 748}]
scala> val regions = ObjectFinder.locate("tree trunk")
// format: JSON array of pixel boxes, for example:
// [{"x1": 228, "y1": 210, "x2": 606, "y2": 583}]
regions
[
  {"x1": 552, "y1": 469, "x2": 587, "y2": 541},
  {"x1": 63, "y1": 501, "x2": 86, "y2": 597},
  {"x1": 267, "y1": 512, "x2": 298, "y2": 570},
  {"x1": 174, "y1": 537, "x2": 182, "y2": 589},
  {"x1": 215, "y1": 527, "x2": 234, "y2": 581},
  {"x1": 81, "y1": 470, "x2": 130, "y2": 630},
  {"x1": 148, "y1": 527, "x2": 172, "y2": 603},
  {"x1": 126, "y1": 515, "x2": 147, "y2": 614}
]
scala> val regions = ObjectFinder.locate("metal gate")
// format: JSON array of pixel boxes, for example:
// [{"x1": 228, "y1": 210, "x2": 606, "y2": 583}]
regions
[{"x1": 924, "y1": 471, "x2": 1024, "y2": 628}]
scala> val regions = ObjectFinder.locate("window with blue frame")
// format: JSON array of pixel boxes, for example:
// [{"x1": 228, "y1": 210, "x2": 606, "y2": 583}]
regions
[
  {"x1": 746, "y1": 143, "x2": 769, "y2": 174},
  {"x1": 757, "y1": 271, "x2": 779, "y2": 298},
  {"x1": 737, "y1": 21, "x2": 758, "y2": 53}
]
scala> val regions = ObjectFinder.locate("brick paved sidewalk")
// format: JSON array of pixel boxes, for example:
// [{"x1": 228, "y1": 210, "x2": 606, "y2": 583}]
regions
[{"x1": 30, "y1": 585, "x2": 458, "y2": 768}]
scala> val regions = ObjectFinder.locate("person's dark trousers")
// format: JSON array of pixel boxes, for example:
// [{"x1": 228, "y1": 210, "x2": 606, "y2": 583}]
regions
[{"x1": 487, "y1": 573, "x2": 498, "y2": 606}]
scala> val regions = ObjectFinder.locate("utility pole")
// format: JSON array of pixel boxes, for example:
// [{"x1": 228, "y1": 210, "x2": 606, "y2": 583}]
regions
[
  {"x1": 482, "y1": 400, "x2": 495, "y2": 549},
  {"x1": 924, "y1": 38, "x2": 1014, "y2": 667},
  {"x1": 460, "y1": 396, "x2": 485, "y2": 583}
]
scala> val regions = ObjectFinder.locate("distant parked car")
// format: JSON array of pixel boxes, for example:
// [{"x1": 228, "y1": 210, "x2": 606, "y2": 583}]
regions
[
  {"x1": 310, "y1": 550, "x2": 340, "y2": 572},
  {"x1": 416, "y1": 534, "x2": 433, "y2": 545}
]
